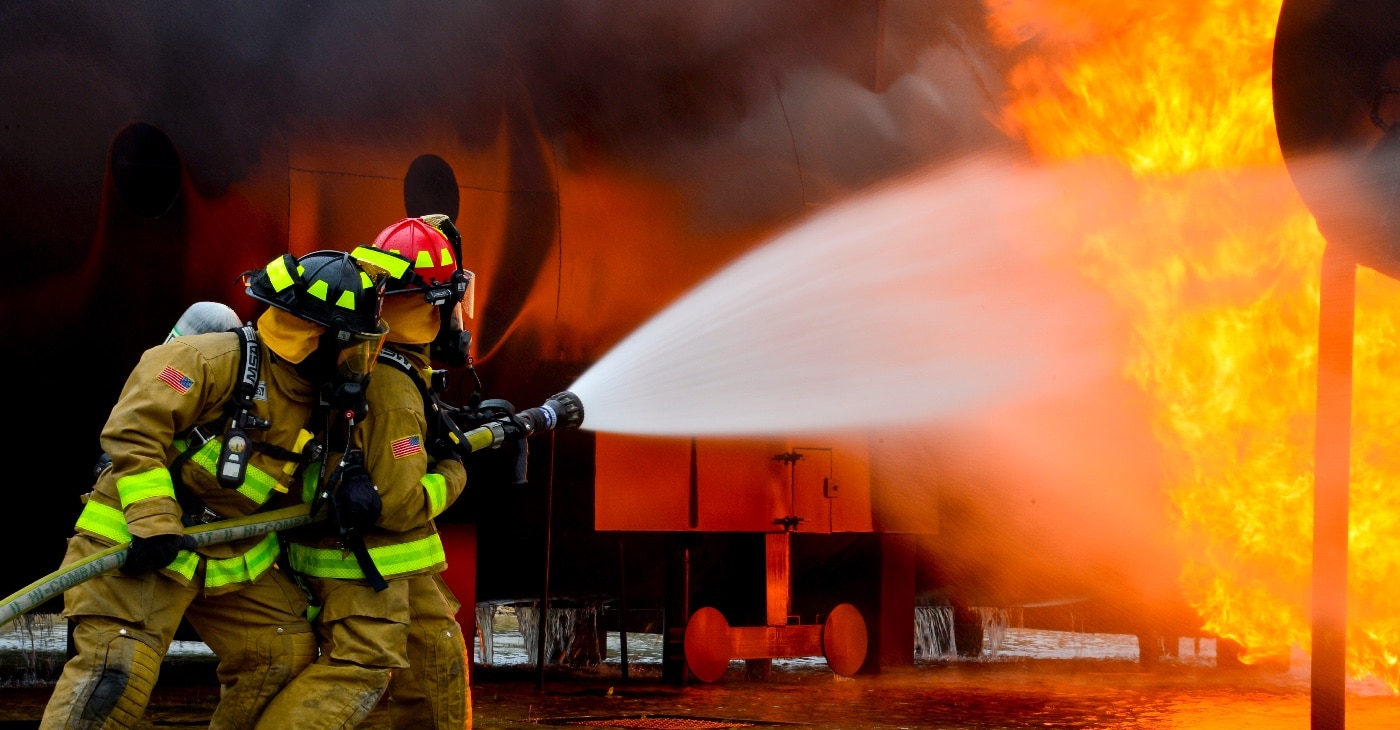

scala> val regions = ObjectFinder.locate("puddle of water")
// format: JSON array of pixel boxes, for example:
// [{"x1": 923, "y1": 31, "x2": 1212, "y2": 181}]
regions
[{"x1": 4, "y1": 611, "x2": 1398, "y2": 728}]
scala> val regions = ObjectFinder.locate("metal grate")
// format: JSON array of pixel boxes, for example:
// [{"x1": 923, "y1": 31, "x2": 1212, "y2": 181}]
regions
[{"x1": 536, "y1": 715, "x2": 762, "y2": 729}]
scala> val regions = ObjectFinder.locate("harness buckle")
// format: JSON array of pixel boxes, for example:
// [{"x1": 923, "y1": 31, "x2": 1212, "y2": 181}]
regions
[{"x1": 189, "y1": 425, "x2": 217, "y2": 447}]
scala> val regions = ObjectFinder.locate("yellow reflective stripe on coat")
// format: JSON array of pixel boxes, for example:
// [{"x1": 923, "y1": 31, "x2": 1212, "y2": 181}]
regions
[
  {"x1": 286, "y1": 533, "x2": 446, "y2": 580},
  {"x1": 166, "y1": 549, "x2": 199, "y2": 580},
  {"x1": 75, "y1": 501, "x2": 199, "y2": 580},
  {"x1": 422, "y1": 472, "x2": 448, "y2": 518},
  {"x1": 75, "y1": 500, "x2": 130, "y2": 543},
  {"x1": 179, "y1": 437, "x2": 285, "y2": 503},
  {"x1": 116, "y1": 469, "x2": 177, "y2": 508},
  {"x1": 205, "y1": 532, "x2": 281, "y2": 589}
]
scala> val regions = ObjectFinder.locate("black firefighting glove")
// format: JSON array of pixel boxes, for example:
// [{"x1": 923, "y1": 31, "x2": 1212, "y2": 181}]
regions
[
  {"x1": 122, "y1": 533, "x2": 198, "y2": 575},
  {"x1": 329, "y1": 463, "x2": 382, "y2": 537}
]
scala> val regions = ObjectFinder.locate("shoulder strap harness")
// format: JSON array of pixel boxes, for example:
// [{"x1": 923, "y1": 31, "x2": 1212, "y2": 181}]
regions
[
  {"x1": 376, "y1": 348, "x2": 474, "y2": 456},
  {"x1": 213, "y1": 325, "x2": 271, "y2": 488}
]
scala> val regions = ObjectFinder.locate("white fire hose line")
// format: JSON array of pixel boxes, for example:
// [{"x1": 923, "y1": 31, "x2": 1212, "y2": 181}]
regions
[{"x1": 0, "y1": 503, "x2": 321, "y2": 628}]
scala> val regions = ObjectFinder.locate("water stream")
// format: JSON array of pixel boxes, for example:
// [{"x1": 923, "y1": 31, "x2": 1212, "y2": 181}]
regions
[{"x1": 569, "y1": 153, "x2": 1127, "y2": 439}]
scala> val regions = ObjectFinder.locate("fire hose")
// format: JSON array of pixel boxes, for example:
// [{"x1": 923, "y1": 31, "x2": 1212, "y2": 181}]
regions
[
  {"x1": 0, "y1": 390, "x2": 585, "y2": 629},
  {"x1": 0, "y1": 503, "x2": 321, "y2": 629}
]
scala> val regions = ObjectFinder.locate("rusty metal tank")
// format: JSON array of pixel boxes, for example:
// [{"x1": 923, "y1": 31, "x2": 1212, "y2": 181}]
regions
[{"x1": 1, "y1": 0, "x2": 1205, "y2": 675}]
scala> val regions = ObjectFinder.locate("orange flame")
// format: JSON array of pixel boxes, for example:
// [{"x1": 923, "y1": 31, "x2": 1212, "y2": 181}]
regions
[{"x1": 988, "y1": 0, "x2": 1400, "y2": 688}]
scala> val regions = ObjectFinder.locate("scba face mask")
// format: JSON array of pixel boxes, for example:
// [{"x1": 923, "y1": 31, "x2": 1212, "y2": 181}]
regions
[
  {"x1": 335, "y1": 323, "x2": 389, "y2": 385},
  {"x1": 321, "y1": 321, "x2": 389, "y2": 419},
  {"x1": 431, "y1": 283, "x2": 474, "y2": 367}
]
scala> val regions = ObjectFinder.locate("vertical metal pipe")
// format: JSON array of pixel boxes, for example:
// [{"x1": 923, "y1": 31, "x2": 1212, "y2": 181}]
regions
[
  {"x1": 619, "y1": 537, "x2": 629, "y2": 682},
  {"x1": 688, "y1": 437, "x2": 699, "y2": 529},
  {"x1": 1312, "y1": 242, "x2": 1355, "y2": 730},
  {"x1": 535, "y1": 432, "x2": 556, "y2": 691},
  {"x1": 661, "y1": 537, "x2": 691, "y2": 684}
]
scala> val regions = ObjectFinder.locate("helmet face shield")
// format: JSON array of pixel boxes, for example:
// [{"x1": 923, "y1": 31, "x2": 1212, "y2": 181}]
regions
[
  {"x1": 333, "y1": 320, "x2": 389, "y2": 386},
  {"x1": 449, "y1": 297, "x2": 470, "y2": 333},
  {"x1": 458, "y1": 268, "x2": 475, "y2": 320}
]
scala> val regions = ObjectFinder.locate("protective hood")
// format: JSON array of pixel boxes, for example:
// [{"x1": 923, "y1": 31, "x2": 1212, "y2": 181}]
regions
[
  {"x1": 381, "y1": 293, "x2": 441, "y2": 346},
  {"x1": 258, "y1": 306, "x2": 324, "y2": 364}
]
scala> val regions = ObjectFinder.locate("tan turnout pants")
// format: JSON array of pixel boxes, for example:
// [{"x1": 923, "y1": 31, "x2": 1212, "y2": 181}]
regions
[
  {"x1": 359, "y1": 572, "x2": 470, "y2": 729},
  {"x1": 40, "y1": 533, "x2": 315, "y2": 730}
]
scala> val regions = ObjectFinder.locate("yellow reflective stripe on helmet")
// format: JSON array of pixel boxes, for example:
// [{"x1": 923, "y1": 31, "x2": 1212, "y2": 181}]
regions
[
  {"x1": 116, "y1": 469, "x2": 177, "y2": 508},
  {"x1": 182, "y1": 437, "x2": 283, "y2": 505},
  {"x1": 335, "y1": 288, "x2": 357, "y2": 311},
  {"x1": 415, "y1": 250, "x2": 435, "y2": 270},
  {"x1": 265, "y1": 255, "x2": 296, "y2": 293},
  {"x1": 352, "y1": 245, "x2": 411, "y2": 280},
  {"x1": 438, "y1": 247, "x2": 453, "y2": 266},
  {"x1": 422, "y1": 472, "x2": 448, "y2": 519},
  {"x1": 167, "y1": 549, "x2": 199, "y2": 581},
  {"x1": 205, "y1": 532, "x2": 280, "y2": 589},
  {"x1": 286, "y1": 533, "x2": 446, "y2": 580},
  {"x1": 75, "y1": 500, "x2": 130, "y2": 543},
  {"x1": 306, "y1": 279, "x2": 330, "y2": 302}
]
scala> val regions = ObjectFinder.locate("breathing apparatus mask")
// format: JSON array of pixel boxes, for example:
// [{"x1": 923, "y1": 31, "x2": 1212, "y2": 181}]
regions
[
  {"x1": 319, "y1": 317, "x2": 391, "y2": 421},
  {"x1": 429, "y1": 269, "x2": 474, "y2": 367}
]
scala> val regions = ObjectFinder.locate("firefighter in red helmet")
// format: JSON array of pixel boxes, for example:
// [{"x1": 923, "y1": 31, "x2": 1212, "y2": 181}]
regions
[
  {"x1": 41, "y1": 249, "x2": 391, "y2": 730},
  {"x1": 259, "y1": 216, "x2": 474, "y2": 729}
]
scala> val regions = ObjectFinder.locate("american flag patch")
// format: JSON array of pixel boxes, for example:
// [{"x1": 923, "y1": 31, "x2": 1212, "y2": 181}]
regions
[
  {"x1": 391, "y1": 435, "x2": 422, "y2": 459},
  {"x1": 158, "y1": 366, "x2": 194, "y2": 394}
]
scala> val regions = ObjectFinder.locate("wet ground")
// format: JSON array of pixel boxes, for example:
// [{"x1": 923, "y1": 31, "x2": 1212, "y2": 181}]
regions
[{"x1": 2, "y1": 612, "x2": 1397, "y2": 729}]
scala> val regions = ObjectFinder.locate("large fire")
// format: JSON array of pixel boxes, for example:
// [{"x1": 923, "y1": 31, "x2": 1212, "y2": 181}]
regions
[{"x1": 987, "y1": 0, "x2": 1400, "y2": 687}]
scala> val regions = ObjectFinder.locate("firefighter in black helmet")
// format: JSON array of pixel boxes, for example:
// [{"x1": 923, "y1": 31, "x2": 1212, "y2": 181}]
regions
[
  {"x1": 41, "y1": 249, "x2": 390, "y2": 730},
  {"x1": 258, "y1": 218, "x2": 474, "y2": 730}
]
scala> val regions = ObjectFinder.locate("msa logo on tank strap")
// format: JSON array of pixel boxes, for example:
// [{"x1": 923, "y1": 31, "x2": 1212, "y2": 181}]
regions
[
  {"x1": 217, "y1": 326, "x2": 271, "y2": 488},
  {"x1": 238, "y1": 324, "x2": 260, "y2": 392},
  {"x1": 376, "y1": 347, "x2": 416, "y2": 377}
]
